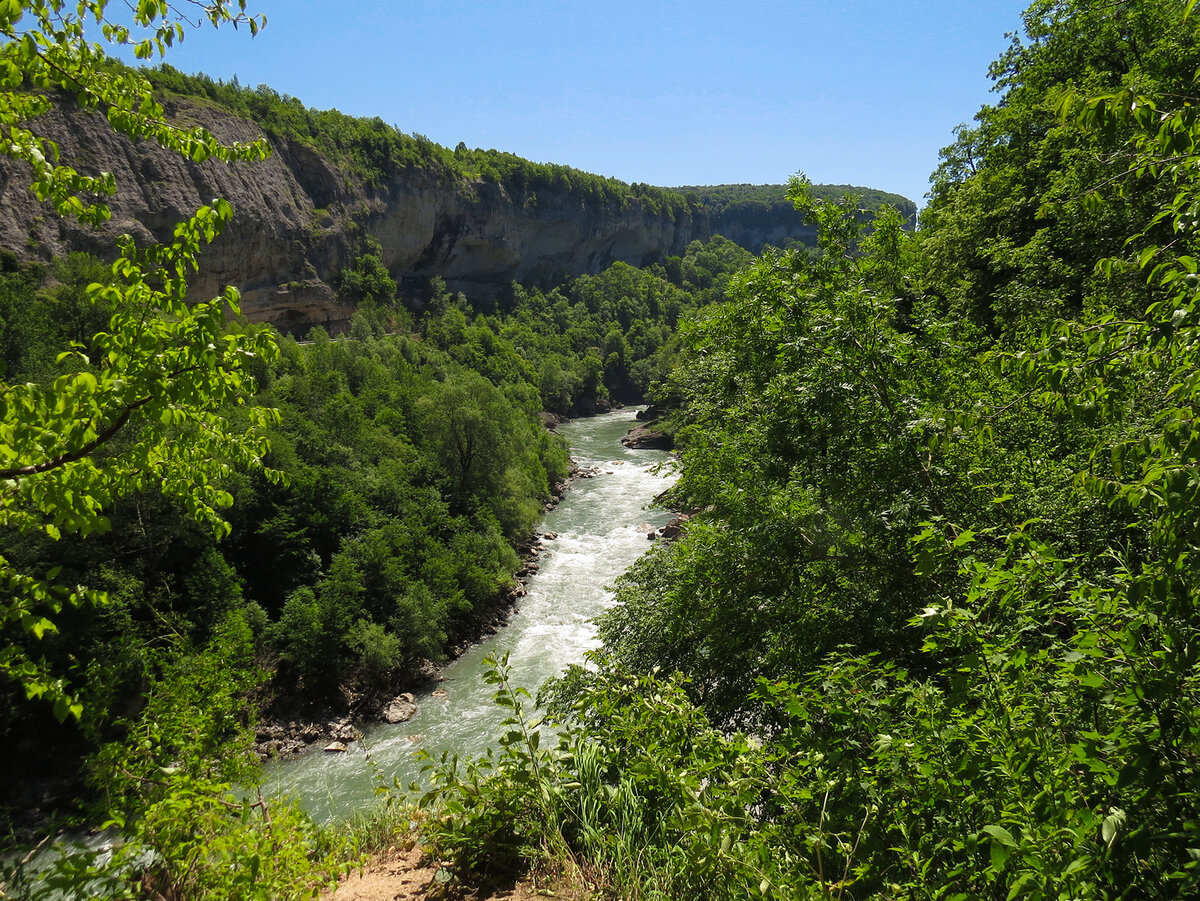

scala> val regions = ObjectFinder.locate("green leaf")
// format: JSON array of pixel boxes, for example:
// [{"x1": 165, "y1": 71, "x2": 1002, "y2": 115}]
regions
[
  {"x1": 51, "y1": 694, "x2": 74, "y2": 723},
  {"x1": 1102, "y1": 809, "x2": 1126, "y2": 847},
  {"x1": 982, "y1": 824, "x2": 1017, "y2": 848},
  {"x1": 952, "y1": 529, "x2": 976, "y2": 547},
  {"x1": 1062, "y1": 858, "x2": 1089, "y2": 877},
  {"x1": 0, "y1": 0, "x2": 20, "y2": 23},
  {"x1": 1006, "y1": 872, "x2": 1036, "y2": 900},
  {"x1": 30, "y1": 617, "x2": 55, "y2": 639}
]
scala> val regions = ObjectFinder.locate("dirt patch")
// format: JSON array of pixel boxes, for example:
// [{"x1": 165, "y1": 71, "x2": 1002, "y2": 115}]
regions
[
  {"x1": 326, "y1": 845, "x2": 439, "y2": 900},
  {"x1": 325, "y1": 844, "x2": 591, "y2": 901}
]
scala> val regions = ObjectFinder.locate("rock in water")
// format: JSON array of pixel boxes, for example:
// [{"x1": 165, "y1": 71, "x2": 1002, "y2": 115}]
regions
[
  {"x1": 383, "y1": 693, "x2": 418, "y2": 724},
  {"x1": 323, "y1": 741, "x2": 348, "y2": 753},
  {"x1": 621, "y1": 424, "x2": 674, "y2": 449}
]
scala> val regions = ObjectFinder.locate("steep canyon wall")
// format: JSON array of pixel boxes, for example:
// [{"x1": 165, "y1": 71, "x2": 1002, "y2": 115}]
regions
[{"x1": 0, "y1": 96, "x2": 708, "y2": 332}]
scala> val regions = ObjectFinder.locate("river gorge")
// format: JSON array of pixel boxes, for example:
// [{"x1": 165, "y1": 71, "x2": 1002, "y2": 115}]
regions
[{"x1": 261, "y1": 409, "x2": 677, "y2": 823}]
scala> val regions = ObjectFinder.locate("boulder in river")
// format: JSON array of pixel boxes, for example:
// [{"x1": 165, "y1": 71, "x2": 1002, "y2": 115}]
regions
[
  {"x1": 323, "y1": 741, "x2": 348, "y2": 753},
  {"x1": 621, "y1": 424, "x2": 674, "y2": 450},
  {"x1": 659, "y1": 514, "x2": 690, "y2": 540},
  {"x1": 383, "y1": 693, "x2": 418, "y2": 724}
]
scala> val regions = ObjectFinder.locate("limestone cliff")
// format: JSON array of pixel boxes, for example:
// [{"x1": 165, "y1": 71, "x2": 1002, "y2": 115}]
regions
[
  {"x1": 706, "y1": 208, "x2": 819, "y2": 256},
  {"x1": 678, "y1": 183, "x2": 917, "y2": 256},
  {"x1": 0, "y1": 96, "x2": 705, "y2": 333}
]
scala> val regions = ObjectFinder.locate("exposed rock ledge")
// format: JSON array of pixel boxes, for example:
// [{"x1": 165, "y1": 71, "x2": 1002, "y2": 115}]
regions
[
  {"x1": 621, "y1": 423, "x2": 674, "y2": 450},
  {"x1": 0, "y1": 96, "x2": 705, "y2": 334}
]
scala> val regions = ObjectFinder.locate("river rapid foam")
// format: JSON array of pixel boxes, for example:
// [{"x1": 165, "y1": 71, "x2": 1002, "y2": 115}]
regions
[{"x1": 260, "y1": 408, "x2": 678, "y2": 823}]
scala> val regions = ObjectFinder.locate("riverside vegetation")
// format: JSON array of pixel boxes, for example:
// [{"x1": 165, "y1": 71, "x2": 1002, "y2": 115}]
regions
[
  {"x1": 3, "y1": 0, "x2": 1199, "y2": 899},
  {"x1": 0, "y1": 1, "x2": 753, "y2": 893},
  {"x1": 411, "y1": 1, "x2": 1200, "y2": 899}
]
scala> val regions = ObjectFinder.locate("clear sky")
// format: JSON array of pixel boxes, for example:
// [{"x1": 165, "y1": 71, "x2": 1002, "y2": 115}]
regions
[{"x1": 125, "y1": 1, "x2": 1032, "y2": 207}]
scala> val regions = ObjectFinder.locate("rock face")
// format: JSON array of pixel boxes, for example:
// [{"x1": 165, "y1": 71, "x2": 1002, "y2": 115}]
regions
[
  {"x1": 707, "y1": 208, "x2": 819, "y2": 255},
  {"x1": 0, "y1": 97, "x2": 707, "y2": 333},
  {"x1": 621, "y1": 423, "x2": 674, "y2": 450}
]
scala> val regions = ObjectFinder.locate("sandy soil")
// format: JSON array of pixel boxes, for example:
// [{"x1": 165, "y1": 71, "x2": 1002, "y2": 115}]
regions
[{"x1": 325, "y1": 844, "x2": 590, "y2": 901}]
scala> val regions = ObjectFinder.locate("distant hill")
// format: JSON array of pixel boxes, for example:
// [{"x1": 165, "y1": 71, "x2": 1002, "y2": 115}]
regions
[{"x1": 676, "y1": 183, "x2": 917, "y2": 254}]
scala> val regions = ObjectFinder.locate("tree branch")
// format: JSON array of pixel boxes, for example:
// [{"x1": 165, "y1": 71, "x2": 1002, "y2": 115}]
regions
[{"x1": 0, "y1": 395, "x2": 149, "y2": 479}]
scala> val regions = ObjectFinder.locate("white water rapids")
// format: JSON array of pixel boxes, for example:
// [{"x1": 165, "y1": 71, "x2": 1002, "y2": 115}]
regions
[{"x1": 260, "y1": 408, "x2": 677, "y2": 822}]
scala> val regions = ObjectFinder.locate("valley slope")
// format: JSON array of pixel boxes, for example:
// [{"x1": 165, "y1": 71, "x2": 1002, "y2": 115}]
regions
[{"x1": 0, "y1": 74, "x2": 911, "y2": 333}]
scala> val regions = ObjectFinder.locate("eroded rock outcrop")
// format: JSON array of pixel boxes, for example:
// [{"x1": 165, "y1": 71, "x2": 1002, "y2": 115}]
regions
[
  {"x1": 0, "y1": 96, "x2": 705, "y2": 332},
  {"x1": 621, "y1": 423, "x2": 674, "y2": 450}
]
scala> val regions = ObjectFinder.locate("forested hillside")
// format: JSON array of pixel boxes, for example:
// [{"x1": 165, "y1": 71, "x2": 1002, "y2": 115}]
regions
[
  {"x1": 408, "y1": 1, "x2": 1200, "y2": 899},
  {"x1": 5, "y1": 0, "x2": 1199, "y2": 899},
  {"x1": 0, "y1": 233, "x2": 752, "y2": 810}
]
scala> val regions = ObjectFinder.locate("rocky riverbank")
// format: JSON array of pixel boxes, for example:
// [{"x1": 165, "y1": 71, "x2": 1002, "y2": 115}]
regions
[
  {"x1": 620, "y1": 404, "x2": 674, "y2": 450},
  {"x1": 252, "y1": 409, "x2": 676, "y2": 763},
  {"x1": 251, "y1": 459, "x2": 584, "y2": 762}
]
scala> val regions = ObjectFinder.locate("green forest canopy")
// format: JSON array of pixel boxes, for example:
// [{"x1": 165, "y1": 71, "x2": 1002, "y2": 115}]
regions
[
  {"x1": 8, "y1": 1, "x2": 1200, "y2": 899},
  {"x1": 678, "y1": 181, "x2": 917, "y2": 219}
]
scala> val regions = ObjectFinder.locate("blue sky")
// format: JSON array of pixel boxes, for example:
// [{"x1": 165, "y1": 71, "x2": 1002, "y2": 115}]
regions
[{"x1": 126, "y1": 1, "x2": 1031, "y2": 206}]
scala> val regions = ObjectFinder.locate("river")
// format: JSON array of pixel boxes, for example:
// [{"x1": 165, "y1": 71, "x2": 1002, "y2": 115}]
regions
[{"x1": 261, "y1": 408, "x2": 677, "y2": 823}]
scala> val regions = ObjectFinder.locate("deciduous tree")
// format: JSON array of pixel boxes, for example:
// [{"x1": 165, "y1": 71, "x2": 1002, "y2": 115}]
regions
[{"x1": 0, "y1": 0, "x2": 277, "y2": 718}]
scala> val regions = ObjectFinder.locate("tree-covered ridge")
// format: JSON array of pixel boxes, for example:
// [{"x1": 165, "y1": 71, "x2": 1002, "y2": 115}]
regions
[
  {"x1": 145, "y1": 64, "x2": 698, "y2": 216},
  {"x1": 142, "y1": 67, "x2": 920, "y2": 241},
  {"x1": 673, "y1": 182, "x2": 916, "y2": 255},
  {"x1": 677, "y1": 181, "x2": 917, "y2": 220},
  {"x1": 146, "y1": 65, "x2": 916, "y2": 229}
]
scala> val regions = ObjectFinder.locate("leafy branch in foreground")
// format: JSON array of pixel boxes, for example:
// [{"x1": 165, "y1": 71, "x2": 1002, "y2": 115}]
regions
[
  {"x1": 0, "y1": 0, "x2": 278, "y2": 717},
  {"x1": 413, "y1": 653, "x2": 568, "y2": 878},
  {"x1": 3, "y1": 617, "x2": 354, "y2": 899}
]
